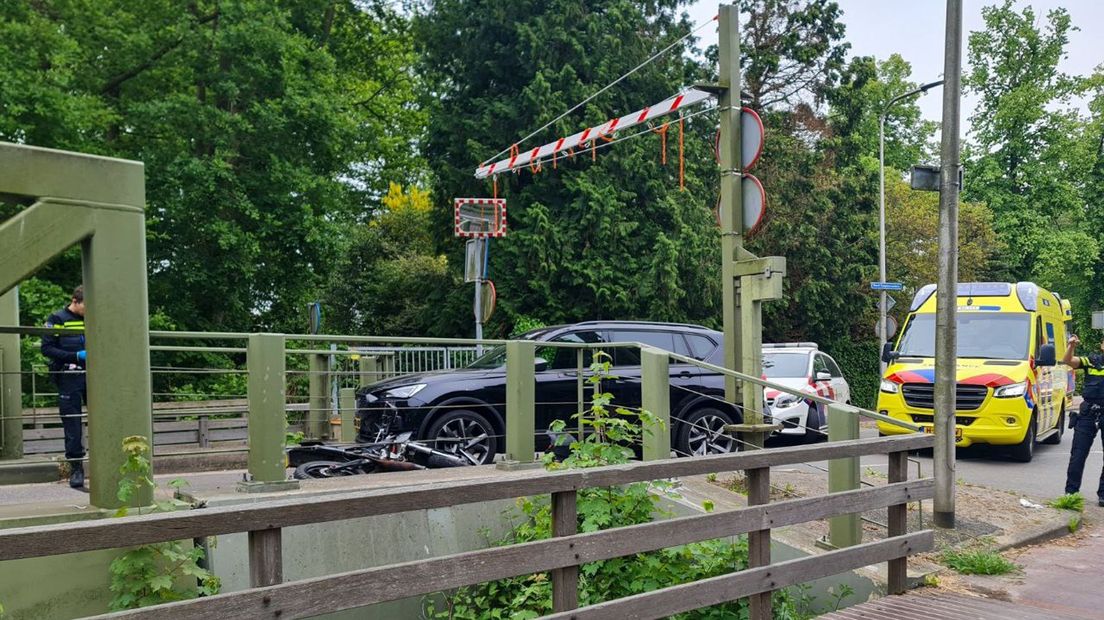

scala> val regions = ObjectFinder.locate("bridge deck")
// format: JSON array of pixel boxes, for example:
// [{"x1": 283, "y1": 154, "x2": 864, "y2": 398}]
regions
[{"x1": 821, "y1": 590, "x2": 1090, "y2": 619}]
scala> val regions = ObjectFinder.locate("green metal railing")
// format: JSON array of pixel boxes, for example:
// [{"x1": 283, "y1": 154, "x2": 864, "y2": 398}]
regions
[{"x1": 3, "y1": 324, "x2": 922, "y2": 541}]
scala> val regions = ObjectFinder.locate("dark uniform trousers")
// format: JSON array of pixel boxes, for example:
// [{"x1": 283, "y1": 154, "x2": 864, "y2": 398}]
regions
[
  {"x1": 56, "y1": 370, "x2": 87, "y2": 461},
  {"x1": 1065, "y1": 400, "x2": 1104, "y2": 498}
]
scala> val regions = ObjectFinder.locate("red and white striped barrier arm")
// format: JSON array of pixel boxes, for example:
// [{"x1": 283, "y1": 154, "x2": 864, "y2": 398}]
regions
[{"x1": 474, "y1": 87, "x2": 713, "y2": 179}]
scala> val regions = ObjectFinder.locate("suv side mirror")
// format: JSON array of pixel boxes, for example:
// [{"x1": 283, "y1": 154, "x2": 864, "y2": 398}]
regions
[
  {"x1": 1037, "y1": 343, "x2": 1056, "y2": 367},
  {"x1": 814, "y1": 371, "x2": 831, "y2": 382},
  {"x1": 881, "y1": 342, "x2": 898, "y2": 364},
  {"x1": 534, "y1": 358, "x2": 549, "y2": 372}
]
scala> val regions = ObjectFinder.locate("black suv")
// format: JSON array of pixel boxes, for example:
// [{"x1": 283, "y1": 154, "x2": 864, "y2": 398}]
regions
[{"x1": 355, "y1": 321, "x2": 750, "y2": 464}]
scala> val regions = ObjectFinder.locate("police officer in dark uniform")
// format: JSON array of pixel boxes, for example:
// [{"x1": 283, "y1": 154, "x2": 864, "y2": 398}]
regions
[
  {"x1": 1063, "y1": 334, "x2": 1104, "y2": 506},
  {"x1": 41, "y1": 285, "x2": 87, "y2": 488}
]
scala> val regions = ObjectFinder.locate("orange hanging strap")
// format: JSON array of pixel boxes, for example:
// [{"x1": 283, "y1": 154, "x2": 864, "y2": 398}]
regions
[
  {"x1": 678, "y1": 117, "x2": 685, "y2": 191},
  {"x1": 591, "y1": 140, "x2": 597, "y2": 161},
  {"x1": 493, "y1": 175, "x2": 498, "y2": 198},
  {"x1": 652, "y1": 122, "x2": 670, "y2": 165},
  {"x1": 507, "y1": 144, "x2": 520, "y2": 172}
]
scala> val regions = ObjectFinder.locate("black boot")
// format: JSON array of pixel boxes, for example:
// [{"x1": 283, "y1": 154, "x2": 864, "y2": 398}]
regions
[{"x1": 69, "y1": 461, "x2": 85, "y2": 489}]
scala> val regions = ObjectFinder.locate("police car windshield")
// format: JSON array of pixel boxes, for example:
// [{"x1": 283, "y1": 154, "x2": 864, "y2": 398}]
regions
[
  {"x1": 763, "y1": 352, "x2": 808, "y2": 378},
  {"x1": 896, "y1": 313, "x2": 1031, "y2": 360}
]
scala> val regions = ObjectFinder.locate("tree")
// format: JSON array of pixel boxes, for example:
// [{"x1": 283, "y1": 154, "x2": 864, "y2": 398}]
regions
[
  {"x1": 0, "y1": 1, "x2": 424, "y2": 333},
  {"x1": 735, "y1": 0, "x2": 849, "y2": 109},
  {"x1": 416, "y1": 0, "x2": 722, "y2": 334},
  {"x1": 963, "y1": 0, "x2": 1092, "y2": 281},
  {"x1": 324, "y1": 182, "x2": 462, "y2": 336}
]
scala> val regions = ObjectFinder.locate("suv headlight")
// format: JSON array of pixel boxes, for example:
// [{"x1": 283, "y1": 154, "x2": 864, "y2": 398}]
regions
[
  {"x1": 880, "y1": 379, "x2": 899, "y2": 394},
  {"x1": 774, "y1": 393, "x2": 804, "y2": 408},
  {"x1": 381, "y1": 384, "x2": 426, "y2": 399},
  {"x1": 994, "y1": 381, "x2": 1026, "y2": 398}
]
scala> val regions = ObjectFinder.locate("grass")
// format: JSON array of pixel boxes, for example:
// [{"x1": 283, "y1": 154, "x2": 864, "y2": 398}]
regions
[
  {"x1": 1049, "y1": 492, "x2": 1085, "y2": 512},
  {"x1": 715, "y1": 475, "x2": 801, "y2": 500},
  {"x1": 940, "y1": 547, "x2": 1018, "y2": 575},
  {"x1": 1068, "y1": 515, "x2": 1082, "y2": 533}
]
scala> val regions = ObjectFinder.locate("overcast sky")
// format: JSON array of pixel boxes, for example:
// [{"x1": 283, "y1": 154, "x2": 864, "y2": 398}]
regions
[{"x1": 686, "y1": 1, "x2": 1103, "y2": 131}]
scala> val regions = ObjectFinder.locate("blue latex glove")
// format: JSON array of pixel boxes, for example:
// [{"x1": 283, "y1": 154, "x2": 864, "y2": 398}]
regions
[{"x1": 76, "y1": 350, "x2": 86, "y2": 362}]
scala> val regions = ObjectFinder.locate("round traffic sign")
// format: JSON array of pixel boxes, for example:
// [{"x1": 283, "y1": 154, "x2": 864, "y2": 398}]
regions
[
  {"x1": 741, "y1": 107, "x2": 765, "y2": 171},
  {"x1": 742, "y1": 173, "x2": 766, "y2": 234},
  {"x1": 874, "y1": 316, "x2": 898, "y2": 340},
  {"x1": 480, "y1": 280, "x2": 496, "y2": 323}
]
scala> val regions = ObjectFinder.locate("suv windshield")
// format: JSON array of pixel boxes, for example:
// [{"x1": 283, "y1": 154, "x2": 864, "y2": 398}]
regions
[
  {"x1": 896, "y1": 313, "x2": 1032, "y2": 360},
  {"x1": 763, "y1": 352, "x2": 808, "y2": 378}
]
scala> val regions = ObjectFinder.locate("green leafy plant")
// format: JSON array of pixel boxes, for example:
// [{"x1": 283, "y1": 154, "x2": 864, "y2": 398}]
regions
[
  {"x1": 1068, "y1": 515, "x2": 1082, "y2": 533},
  {"x1": 109, "y1": 436, "x2": 220, "y2": 610},
  {"x1": 826, "y1": 583, "x2": 856, "y2": 611},
  {"x1": 940, "y1": 547, "x2": 1018, "y2": 575},
  {"x1": 1049, "y1": 492, "x2": 1084, "y2": 512},
  {"x1": 427, "y1": 352, "x2": 802, "y2": 618}
]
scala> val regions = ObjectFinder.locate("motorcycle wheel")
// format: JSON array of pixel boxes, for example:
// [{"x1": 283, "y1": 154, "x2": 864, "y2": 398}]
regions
[{"x1": 292, "y1": 460, "x2": 362, "y2": 480}]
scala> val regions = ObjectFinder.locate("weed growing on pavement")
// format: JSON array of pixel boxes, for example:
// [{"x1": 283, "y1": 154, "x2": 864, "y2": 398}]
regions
[
  {"x1": 940, "y1": 547, "x2": 1018, "y2": 575},
  {"x1": 109, "y1": 436, "x2": 220, "y2": 610},
  {"x1": 1049, "y1": 492, "x2": 1084, "y2": 512},
  {"x1": 427, "y1": 352, "x2": 805, "y2": 619},
  {"x1": 1068, "y1": 515, "x2": 1082, "y2": 533}
]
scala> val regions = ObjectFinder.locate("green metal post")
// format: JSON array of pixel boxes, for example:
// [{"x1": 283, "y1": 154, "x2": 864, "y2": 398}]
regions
[
  {"x1": 498, "y1": 340, "x2": 538, "y2": 469},
  {"x1": 308, "y1": 353, "x2": 328, "y2": 440},
  {"x1": 827, "y1": 403, "x2": 861, "y2": 548},
  {"x1": 0, "y1": 143, "x2": 152, "y2": 509},
  {"x1": 241, "y1": 334, "x2": 297, "y2": 492},
  {"x1": 718, "y1": 3, "x2": 745, "y2": 406},
  {"x1": 576, "y1": 348, "x2": 585, "y2": 442},
  {"x1": 84, "y1": 207, "x2": 153, "y2": 509},
  {"x1": 381, "y1": 353, "x2": 396, "y2": 378},
  {"x1": 358, "y1": 355, "x2": 378, "y2": 388},
  {"x1": 641, "y1": 347, "x2": 671, "y2": 461},
  {"x1": 338, "y1": 387, "x2": 356, "y2": 443},
  {"x1": 0, "y1": 287, "x2": 22, "y2": 459}
]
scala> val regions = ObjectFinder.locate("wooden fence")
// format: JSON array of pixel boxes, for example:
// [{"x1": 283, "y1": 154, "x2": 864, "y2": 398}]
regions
[{"x1": 0, "y1": 434, "x2": 935, "y2": 620}]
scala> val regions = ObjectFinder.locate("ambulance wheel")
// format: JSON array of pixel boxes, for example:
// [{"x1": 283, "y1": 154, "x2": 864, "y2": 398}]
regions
[
  {"x1": 1042, "y1": 408, "x2": 1064, "y2": 445},
  {"x1": 1010, "y1": 414, "x2": 1036, "y2": 463}
]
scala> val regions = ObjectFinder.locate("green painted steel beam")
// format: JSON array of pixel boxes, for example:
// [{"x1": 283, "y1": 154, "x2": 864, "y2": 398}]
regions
[
  {"x1": 338, "y1": 387, "x2": 356, "y2": 443},
  {"x1": 247, "y1": 334, "x2": 288, "y2": 482},
  {"x1": 307, "y1": 354, "x2": 329, "y2": 440},
  {"x1": 0, "y1": 288, "x2": 21, "y2": 459},
  {"x1": 0, "y1": 141, "x2": 151, "y2": 509},
  {"x1": 827, "y1": 403, "x2": 861, "y2": 548},
  {"x1": 0, "y1": 143, "x2": 144, "y2": 207},
  {"x1": 83, "y1": 207, "x2": 153, "y2": 508},
  {"x1": 718, "y1": 4, "x2": 744, "y2": 406},
  {"x1": 358, "y1": 355, "x2": 377, "y2": 388},
  {"x1": 640, "y1": 347, "x2": 671, "y2": 461},
  {"x1": 501, "y1": 340, "x2": 536, "y2": 467},
  {"x1": 0, "y1": 200, "x2": 94, "y2": 297}
]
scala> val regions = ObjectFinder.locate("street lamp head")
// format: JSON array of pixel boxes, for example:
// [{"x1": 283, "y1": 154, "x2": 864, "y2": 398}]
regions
[{"x1": 919, "y1": 80, "x2": 945, "y2": 93}]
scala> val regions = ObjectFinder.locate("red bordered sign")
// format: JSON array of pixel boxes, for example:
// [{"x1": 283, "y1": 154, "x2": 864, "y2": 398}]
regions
[{"x1": 454, "y1": 198, "x2": 507, "y2": 238}]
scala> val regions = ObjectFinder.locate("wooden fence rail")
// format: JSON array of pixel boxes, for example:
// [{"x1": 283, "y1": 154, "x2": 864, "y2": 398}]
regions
[{"x1": 0, "y1": 434, "x2": 934, "y2": 620}]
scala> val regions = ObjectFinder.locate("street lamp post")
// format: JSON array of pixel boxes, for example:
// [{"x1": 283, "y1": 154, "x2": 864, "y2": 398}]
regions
[{"x1": 878, "y1": 79, "x2": 944, "y2": 371}]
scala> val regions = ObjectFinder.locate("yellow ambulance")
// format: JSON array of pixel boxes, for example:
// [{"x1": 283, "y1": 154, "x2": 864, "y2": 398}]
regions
[{"x1": 876, "y1": 282, "x2": 1069, "y2": 462}]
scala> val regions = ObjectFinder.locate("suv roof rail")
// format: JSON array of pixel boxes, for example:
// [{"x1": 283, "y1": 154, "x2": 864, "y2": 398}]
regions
[
  {"x1": 763, "y1": 342, "x2": 818, "y2": 349},
  {"x1": 571, "y1": 320, "x2": 709, "y2": 330}
]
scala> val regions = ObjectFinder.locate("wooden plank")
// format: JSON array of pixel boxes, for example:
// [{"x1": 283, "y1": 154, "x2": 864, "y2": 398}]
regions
[
  {"x1": 248, "y1": 528, "x2": 283, "y2": 587},
  {"x1": 551, "y1": 490, "x2": 578, "y2": 612},
  {"x1": 84, "y1": 488, "x2": 934, "y2": 620},
  {"x1": 541, "y1": 532, "x2": 936, "y2": 620},
  {"x1": 0, "y1": 436, "x2": 934, "y2": 562},
  {"x1": 746, "y1": 466, "x2": 770, "y2": 620},
  {"x1": 887, "y1": 450, "x2": 908, "y2": 594}
]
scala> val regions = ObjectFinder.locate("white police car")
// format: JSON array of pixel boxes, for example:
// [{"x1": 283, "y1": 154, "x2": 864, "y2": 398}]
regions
[{"x1": 763, "y1": 343, "x2": 851, "y2": 440}]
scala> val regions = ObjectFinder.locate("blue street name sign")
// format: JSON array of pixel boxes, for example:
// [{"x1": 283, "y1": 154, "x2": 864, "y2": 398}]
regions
[{"x1": 871, "y1": 281, "x2": 904, "y2": 291}]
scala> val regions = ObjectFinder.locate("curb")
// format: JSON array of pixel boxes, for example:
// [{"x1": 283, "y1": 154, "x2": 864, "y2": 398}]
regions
[{"x1": 993, "y1": 510, "x2": 1079, "y2": 552}]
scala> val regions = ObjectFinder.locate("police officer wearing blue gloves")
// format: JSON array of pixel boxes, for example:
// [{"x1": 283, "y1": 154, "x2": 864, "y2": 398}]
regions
[
  {"x1": 1063, "y1": 334, "x2": 1104, "y2": 506},
  {"x1": 41, "y1": 285, "x2": 87, "y2": 488}
]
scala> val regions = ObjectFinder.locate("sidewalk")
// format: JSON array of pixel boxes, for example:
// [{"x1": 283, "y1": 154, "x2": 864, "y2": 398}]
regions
[{"x1": 937, "y1": 505, "x2": 1104, "y2": 619}]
